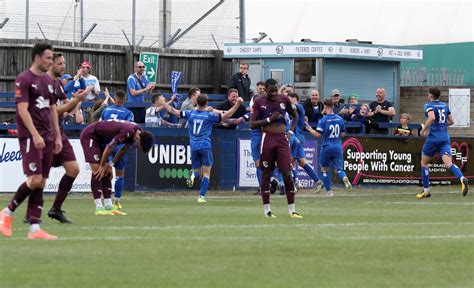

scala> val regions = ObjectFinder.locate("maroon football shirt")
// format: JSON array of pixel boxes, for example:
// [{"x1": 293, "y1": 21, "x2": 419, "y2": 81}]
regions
[
  {"x1": 82, "y1": 120, "x2": 141, "y2": 146},
  {"x1": 15, "y1": 70, "x2": 55, "y2": 141}
]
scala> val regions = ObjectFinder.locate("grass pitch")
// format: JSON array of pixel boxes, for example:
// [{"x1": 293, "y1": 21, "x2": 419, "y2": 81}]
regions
[{"x1": 0, "y1": 187, "x2": 473, "y2": 288}]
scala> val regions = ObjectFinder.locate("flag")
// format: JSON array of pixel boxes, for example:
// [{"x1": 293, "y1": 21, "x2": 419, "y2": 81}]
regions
[{"x1": 170, "y1": 71, "x2": 183, "y2": 107}]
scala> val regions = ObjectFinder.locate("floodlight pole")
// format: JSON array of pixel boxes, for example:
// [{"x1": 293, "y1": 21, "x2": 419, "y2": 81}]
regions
[
  {"x1": 239, "y1": 0, "x2": 245, "y2": 43},
  {"x1": 25, "y1": 0, "x2": 30, "y2": 40},
  {"x1": 132, "y1": 0, "x2": 136, "y2": 46}
]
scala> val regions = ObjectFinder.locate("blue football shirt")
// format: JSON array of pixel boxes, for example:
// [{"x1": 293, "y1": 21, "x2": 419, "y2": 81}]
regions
[
  {"x1": 101, "y1": 104, "x2": 134, "y2": 122},
  {"x1": 424, "y1": 101, "x2": 450, "y2": 141},
  {"x1": 316, "y1": 114, "x2": 346, "y2": 153},
  {"x1": 181, "y1": 110, "x2": 221, "y2": 151}
]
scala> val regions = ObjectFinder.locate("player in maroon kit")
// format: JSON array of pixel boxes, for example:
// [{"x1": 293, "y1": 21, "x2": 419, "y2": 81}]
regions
[
  {"x1": 80, "y1": 120, "x2": 154, "y2": 215},
  {"x1": 250, "y1": 79, "x2": 303, "y2": 218},
  {"x1": 0, "y1": 43, "x2": 63, "y2": 240},
  {"x1": 42, "y1": 52, "x2": 89, "y2": 223}
]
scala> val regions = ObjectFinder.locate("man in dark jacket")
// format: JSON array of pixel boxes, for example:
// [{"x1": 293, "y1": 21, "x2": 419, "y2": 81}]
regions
[
  {"x1": 227, "y1": 63, "x2": 252, "y2": 102},
  {"x1": 215, "y1": 88, "x2": 248, "y2": 129},
  {"x1": 303, "y1": 89, "x2": 324, "y2": 123}
]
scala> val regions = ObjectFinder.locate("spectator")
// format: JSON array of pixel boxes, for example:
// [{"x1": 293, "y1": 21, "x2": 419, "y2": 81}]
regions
[
  {"x1": 145, "y1": 93, "x2": 178, "y2": 127},
  {"x1": 368, "y1": 88, "x2": 396, "y2": 134},
  {"x1": 350, "y1": 104, "x2": 379, "y2": 134},
  {"x1": 340, "y1": 93, "x2": 360, "y2": 121},
  {"x1": 126, "y1": 61, "x2": 156, "y2": 123},
  {"x1": 62, "y1": 69, "x2": 86, "y2": 99},
  {"x1": 215, "y1": 88, "x2": 247, "y2": 129},
  {"x1": 227, "y1": 62, "x2": 252, "y2": 102},
  {"x1": 179, "y1": 87, "x2": 201, "y2": 127},
  {"x1": 330, "y1": 89, "x2": 343, "y2": 114},
  {"x1": 63, "y1": 102, "x2": 85, "y2": 125},
  {"x1": 394, "y1": 113, "x2": 415, "y2": 136},
  {"x1": 85, "y1": 88, "x2": 114, "y2": 124},
  {"x1": 78, "y1": 61, "x2": 100, "y2": 101},
  {"x1": 303, "y1": 89, "x2": 323, "y2": 123}
]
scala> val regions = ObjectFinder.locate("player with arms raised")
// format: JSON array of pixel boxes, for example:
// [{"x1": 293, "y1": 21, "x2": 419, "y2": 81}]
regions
[
  {"x1": 160, "y1": 94, "x2": 243, "y2": 202},
  {"x1": 417, "y1": 87, "x2": 469, "y2": 199},
  {"x1": 250, "y1": 79, "x2": 302, "y2": 218}
]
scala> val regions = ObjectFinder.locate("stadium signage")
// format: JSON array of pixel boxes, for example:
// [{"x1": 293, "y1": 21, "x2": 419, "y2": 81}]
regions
[
  {"x1": 136, "y1": 136, "x2": 220, "y2": 189},
  {"x1": 237, "y1": 139, "x2": 319, "y2": 188},
  {"x1": 343, "y1": 136, "x2": 473, "y2": 185},
  {"x1": 0, "y1": 138, "x2": 93, "y2": 192},
  {"x1": 139, "y1": 52, "x2": 159, "y2": 83},
  {"x1": 224, "y1": 43, "x2": 423, "y2": 61}
]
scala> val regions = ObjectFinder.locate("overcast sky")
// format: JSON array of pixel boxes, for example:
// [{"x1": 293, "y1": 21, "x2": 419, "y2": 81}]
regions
[{"x1": 246, "y1": 0, "x2": 473, "y2": 45}]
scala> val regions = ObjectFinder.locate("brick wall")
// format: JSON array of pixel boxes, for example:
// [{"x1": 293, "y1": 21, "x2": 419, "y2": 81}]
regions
[{"x1": 400, "y1": 86, "x2": 474, "y2": 137}]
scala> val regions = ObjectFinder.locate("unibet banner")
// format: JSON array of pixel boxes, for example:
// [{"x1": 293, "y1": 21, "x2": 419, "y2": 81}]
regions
[
  {"x1": 136, "y1": 136, "x2": 220, "y2": 189},
  {"x1": 343, "y1": 136, "x2": 472, "y2": 185}
]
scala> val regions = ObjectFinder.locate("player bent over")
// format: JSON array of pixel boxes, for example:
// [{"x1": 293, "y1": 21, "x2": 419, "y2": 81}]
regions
[
  {"x1": 417, "y1": 87, "x2": 469, "y2": 199},
  {"x1": 0, "y1": 43, "x2": 62, "y2": 240},
  {"x1": 160, "y1": 94, "x2": 243, "y2": 202},
  {"x1": 250, "y1": 79, "x2": 302, "y2": 218},
  {"x1": 80, "y1": 120, "x2": 154, "y2": 214},
  {"x1": 306, "y1": 99, "x2": 352, "y2": 197}
]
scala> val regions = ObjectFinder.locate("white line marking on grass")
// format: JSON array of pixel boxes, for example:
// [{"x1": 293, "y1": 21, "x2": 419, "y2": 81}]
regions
[
  {"x1": 366, "y1": 201, "x2": 474, "y2": 206},
  {"x1": 7, "y1": 234, "x2": 474, "y2": 241},
  {"x1": 56, "y1": 222, "x2": 474, "y2": 231}
]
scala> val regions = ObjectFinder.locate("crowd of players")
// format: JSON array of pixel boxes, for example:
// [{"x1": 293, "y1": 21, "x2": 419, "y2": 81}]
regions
[{"x1": 0, "y1": 43, "x2": 469, "y2": 240}]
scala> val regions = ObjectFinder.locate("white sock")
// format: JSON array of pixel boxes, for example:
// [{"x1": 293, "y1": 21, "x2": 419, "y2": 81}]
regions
[
  {"x1": 29, "y1": 224, "x2": 40, "y2": 233},
  {"x1": 423, "y1": 188, "x2": 430, "y2": 193},
  {"x1": 115, "y1": 197, "x2": 121, "y2": 201},
  {"x1": 104, "y1": 198, "x2": 112, "y2": 207},
  {"x1": 288, "y1": 203, "x2": 295, "y2": 214},
  {"x1": 3, "y1": 207, "x2": 13, "y2": 216},
  {"x1": 94, "y1": 199, "x2": 103, "y2": 209},
  {"x1": 263, "y1": 204, "x2": 271, "y2": 215}
]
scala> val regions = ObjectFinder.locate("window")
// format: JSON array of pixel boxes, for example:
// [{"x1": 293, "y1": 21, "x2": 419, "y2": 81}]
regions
[{"x1": 294, "y1": 58, "x2": 316, "y2": 83}]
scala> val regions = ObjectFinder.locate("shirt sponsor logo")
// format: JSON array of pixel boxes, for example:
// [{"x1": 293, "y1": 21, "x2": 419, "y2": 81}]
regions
[{"x1": 35, "y1": 96, "x2": 50, "y2": 109}]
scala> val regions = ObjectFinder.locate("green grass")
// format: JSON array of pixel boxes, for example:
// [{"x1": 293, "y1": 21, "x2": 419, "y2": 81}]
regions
[{"x1": 0, "y1": 187, "x2": 473, "y2": 288}]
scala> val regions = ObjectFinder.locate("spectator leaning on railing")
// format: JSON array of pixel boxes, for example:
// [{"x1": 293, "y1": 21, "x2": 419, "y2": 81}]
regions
[
  {"x1": 126, "y1": 61, "x2": 156, "y2": 123},
  {"x1": 368, "y1": 88, "x2": 396, "y2": 134},
  {"x1": 214, "y1": 88, "x2": 247, "y2": 129},
  {"x1": 179, "y1": 87, "x2": 201, "y2": 127}
]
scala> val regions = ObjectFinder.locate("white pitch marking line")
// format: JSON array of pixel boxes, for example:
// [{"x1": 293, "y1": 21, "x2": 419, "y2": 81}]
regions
[
  {"x1": 366, "y1": 201, "x2": 474, "y2": 206},
  {"x1": 6, "y1": 234, "x2": 474, "y2": 241},
  {"x1": 54, "y1": 222, "x2": 474, "y2": 231}
]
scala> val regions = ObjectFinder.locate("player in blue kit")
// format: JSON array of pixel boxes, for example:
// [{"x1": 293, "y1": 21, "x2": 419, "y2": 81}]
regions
[
  {"x1": 288, "y1": 93, "x2": 322, "y2": 191},
  {"x1": 160, "y1": 93, "x2": 243, "y2": 202},
  {"x1": 417, "y1": 87, "x2": 469, "y2": 199},
  {"x1": 306, "y1": 99, "x2": 352, "y2": 197},
  {"x1": 100, "y1": 89, "x2": 134, "y2": 210}
]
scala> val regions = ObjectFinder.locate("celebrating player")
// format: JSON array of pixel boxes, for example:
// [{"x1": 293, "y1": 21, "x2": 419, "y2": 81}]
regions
[
  {"x1": 80, "y1": 120, "x2": 154, "y2": 214},
  {"x1": 306, "y1": 99, "x2": 352, "y2": 197},
  {"x1": 288, "y1": 93, "x2": 322, "y2": 192},
  {"x1": 250, "y1": 79, "x2": 302, "y2": 218},
  {"x1": 417, "y1": 87, "x2": 469, "y2": 199},
  {"x1": 160, "y1": 93, "x2": 243, "y2": 202},
  {"x1": 100, "y1": 89, "x2": 134, "y2": 210},
  {"x1": 0, "y1": 43, "x2": 62, "y2": 240}
]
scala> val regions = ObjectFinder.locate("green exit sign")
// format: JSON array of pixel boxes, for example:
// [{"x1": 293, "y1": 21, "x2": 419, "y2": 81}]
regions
[{"x1": 139, "y1": 52, "x2": 159, "y2": 83}]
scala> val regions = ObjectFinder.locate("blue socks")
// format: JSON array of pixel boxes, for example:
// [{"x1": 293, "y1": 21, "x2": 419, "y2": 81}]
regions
[
  {"x1": 114, "y1": 176, "x2": 124, "y2": 199},
  {"x1": 449, "y1": 164, "x2": 463, "y2": 180},
  {"x1": 256, "y1": 167, "x2": 262, "y2": 186},
  {"x1": 421, "y1": 167, "x2": 430, "y2": 189},
  {"x1": 200, "y1": 177, "x2": 210, "y2": 197},
  {"x1": 303, "y1": 164, "x2": 320, "y2": 181},
  {"x1": 336, "y1": 170, "x2": 347, "y2": 181},
  {"x1": 321, "y1": 172, "x2": 331, "y2": 192}
]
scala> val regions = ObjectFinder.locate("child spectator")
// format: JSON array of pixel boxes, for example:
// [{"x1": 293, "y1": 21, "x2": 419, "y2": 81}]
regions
[
  {"x1": 350, "y1": 104, "x2": 378, "y2": 134},
  {"x1": 394, "y1": 113, "x2": 415, "y2": 136}
]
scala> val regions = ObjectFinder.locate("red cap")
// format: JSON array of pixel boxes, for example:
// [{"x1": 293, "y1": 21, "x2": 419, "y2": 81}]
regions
[{"x1": 78, "y1": 61, "x2": 92, "y2": 70}]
